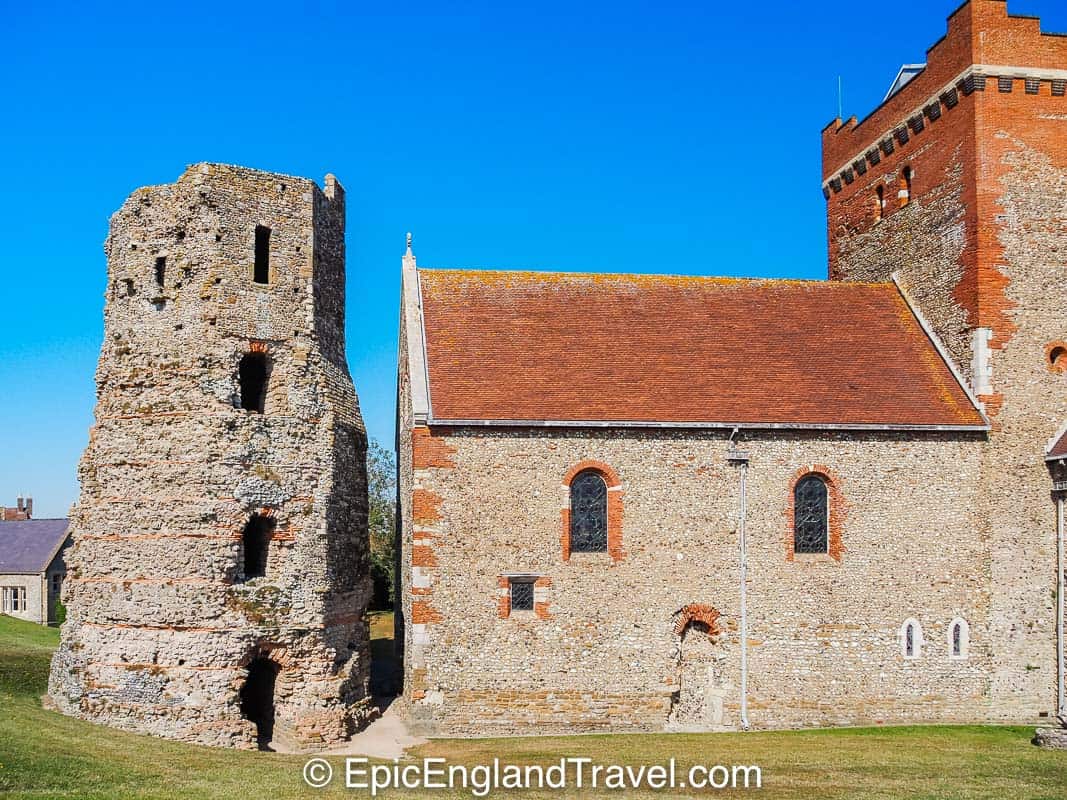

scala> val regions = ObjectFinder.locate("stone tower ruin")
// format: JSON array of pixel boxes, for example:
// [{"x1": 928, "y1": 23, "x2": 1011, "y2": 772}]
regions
[{"x1": 48, "y1": 163, "x2": 373, "y2": 750}]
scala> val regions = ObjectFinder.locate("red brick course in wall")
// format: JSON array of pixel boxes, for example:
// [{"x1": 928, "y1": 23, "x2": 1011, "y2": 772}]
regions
[
  {"x1": 560, "y1": 460, "x2": 625, "y2": 562},
  {"x1": 410, "y1": 600, "x2": 443, "y2": 625},
  {"x1": 409, "y1": 443, "x2": 451, "y2": 629},
  {"x1": 784, "y1": 465, "x2": 847, "y2": 562},
  {"x1": 496, "y1": 576, "x2": 510, "y2": 619},
  {"x1": 534, "y1": 576, "x2": 553, "y2": 620},
  {"x1": 412, "y1": 489, "x2": 443, "y2": 525},
  {"x1": 412, "y1": 426, "x2": 456, "y2": 469}
]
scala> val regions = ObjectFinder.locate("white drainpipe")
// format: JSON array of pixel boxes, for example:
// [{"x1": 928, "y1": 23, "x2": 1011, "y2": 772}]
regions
[
  {"x1": 727, "y1": 434, "x2": 751, "y2": 731},
  {"x1": 1057, "y1": 493, "x2": 1065, "y2": 723}
]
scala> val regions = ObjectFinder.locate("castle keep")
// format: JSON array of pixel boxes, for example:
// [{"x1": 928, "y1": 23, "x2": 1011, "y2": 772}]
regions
[
  {"x1": 396, "y1": 0, "x2": 1066, "y2": 735},
  {"x1": 47, "y1": 164, "x2": 373, "y2": 750}
]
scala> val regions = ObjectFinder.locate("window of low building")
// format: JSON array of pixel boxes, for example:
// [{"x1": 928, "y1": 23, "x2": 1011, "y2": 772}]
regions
[{"x1": 2, "y1": 586, "x2": 27, "y2": 613}]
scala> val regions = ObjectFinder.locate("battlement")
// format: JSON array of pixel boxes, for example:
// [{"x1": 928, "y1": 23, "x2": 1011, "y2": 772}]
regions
[{"x1": 822, "y1": 0, "x2": 1066, "y2": 186}]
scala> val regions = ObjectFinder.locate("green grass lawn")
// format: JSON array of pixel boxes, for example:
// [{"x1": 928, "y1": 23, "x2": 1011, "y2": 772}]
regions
[{"x1": 1, "y1": 613, "x2": 1064, "y2": 799}]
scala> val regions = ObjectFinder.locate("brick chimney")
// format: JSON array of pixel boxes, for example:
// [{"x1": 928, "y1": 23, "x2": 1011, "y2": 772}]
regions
[{"x1": 3, "y1": 496, "x2": 32, "y2": 521}]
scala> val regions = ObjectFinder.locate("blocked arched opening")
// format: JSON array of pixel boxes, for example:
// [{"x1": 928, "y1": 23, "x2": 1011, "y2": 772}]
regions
[
  {"x1": 872, "y1": 185, "x2": 885, "y2": 223},
  {"x1": 670, "y1": 605, "x2": 727, "y2": 729},
  {"x1": 240, "y1": 657, "x2": 281, "y2": 750}
]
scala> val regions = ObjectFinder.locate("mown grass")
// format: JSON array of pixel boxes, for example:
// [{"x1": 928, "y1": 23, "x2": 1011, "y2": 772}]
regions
[{"x1": 0, "y1": 612, "x2": 1064, "y2": 799}]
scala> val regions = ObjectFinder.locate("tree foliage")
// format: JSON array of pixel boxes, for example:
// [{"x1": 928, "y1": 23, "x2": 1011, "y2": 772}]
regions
[{"x1": 366, "y1": 439, "x2": 397, "y2": 609}]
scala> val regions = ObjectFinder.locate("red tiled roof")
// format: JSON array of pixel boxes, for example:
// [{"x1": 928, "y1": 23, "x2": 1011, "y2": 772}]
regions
[
  {"x1": 1048, "y1": 431, "x2": 1067, "y2": 460},
  {"x1": 416, "y1": 270, "x2": 986, "y2": 428}
]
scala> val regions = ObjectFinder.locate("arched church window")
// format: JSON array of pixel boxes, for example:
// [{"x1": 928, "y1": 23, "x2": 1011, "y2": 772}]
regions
[
  {"x1": 901, "y1": 618, "x2": 923, "y2": 659},
  {"x1": 793, "y1": 475, "x2": 829, "y2": 554},
  {"x1": 949, "y1": 618, "x2": 969, "y2": 659},
  {"x1": 570, "y1": 470, "x2": 608, "y2": 553}
]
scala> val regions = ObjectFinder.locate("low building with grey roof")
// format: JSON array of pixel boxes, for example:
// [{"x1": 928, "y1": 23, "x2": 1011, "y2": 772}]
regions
[{"x1": 0, "y1": 517, "x2": 70, "y2": 625}]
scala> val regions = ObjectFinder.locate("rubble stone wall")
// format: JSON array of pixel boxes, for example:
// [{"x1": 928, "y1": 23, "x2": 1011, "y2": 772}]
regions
[{"x1": 399, "y1": 426, "x2": 999, "y2": 735}]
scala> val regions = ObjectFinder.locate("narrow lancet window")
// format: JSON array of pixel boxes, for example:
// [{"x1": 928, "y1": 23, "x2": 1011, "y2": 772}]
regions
[
  {"x1": 902, "y1": 619, "x2": 922, "y2": 658},
  {"x1": 155, "y1": 256, "x2": 166, "y2": 287},
  {"x1": 949, "y1": 618, "x2": 969, "y2": 659},
  {"x1": 793, "y1": 475, "x2": 829, "y2": 554}
]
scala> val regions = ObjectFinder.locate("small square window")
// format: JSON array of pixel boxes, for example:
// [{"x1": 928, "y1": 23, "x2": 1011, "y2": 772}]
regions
[{"x1": 509, "y1": 579, "x2": 534, "y2": 612}]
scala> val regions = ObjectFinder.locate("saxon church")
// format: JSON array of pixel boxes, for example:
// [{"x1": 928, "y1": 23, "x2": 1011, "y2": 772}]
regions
[{"x1": 396, "y1": 0, "x2": 1067, "y2": 734}]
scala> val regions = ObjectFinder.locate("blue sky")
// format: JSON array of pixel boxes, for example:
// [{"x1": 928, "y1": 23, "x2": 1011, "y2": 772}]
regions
[{"x1": 1, "y1": 0, "x2": 1063, "y2": 518}]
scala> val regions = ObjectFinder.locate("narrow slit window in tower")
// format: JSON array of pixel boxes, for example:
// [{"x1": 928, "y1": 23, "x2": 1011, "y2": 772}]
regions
[
  {"x1": 241, "y1": 514, "x2": 275, "y2": 580},
  {"x1": 899, "y1": 167, "x2": 912, "y2": 207},
  {"x1": 254, "y1": 226, "x2": 271, "y2": 284},
  {"x1": 239, "y1": 353, "x2": 270, "y2": 413}
]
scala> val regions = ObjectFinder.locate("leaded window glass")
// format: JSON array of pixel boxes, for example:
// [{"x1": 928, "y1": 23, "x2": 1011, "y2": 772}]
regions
[
  {"x1": 906, "y1": 624, "x2": 915, "y2": 657},
  {"x1": 570, "y1": 470, "x2": 608, "y2": 552},
  {"x1": 793, "y1": 475, "x2": 828, "y2": 554},
  {"x1": 952, "y1": 623, "x2": 961, "y2": 656},
  {"x1": 510, "y1": 580, "x2": 534, "y2": 612}
]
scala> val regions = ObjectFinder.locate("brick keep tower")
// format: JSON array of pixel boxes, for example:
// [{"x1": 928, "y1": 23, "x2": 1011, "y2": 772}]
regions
[
  {"x1": 48, "y1": 164, "x2": 373, "y2": 749},
  {"x1": 822, "y1": 1, "x2": 1067, "y2": 719}
]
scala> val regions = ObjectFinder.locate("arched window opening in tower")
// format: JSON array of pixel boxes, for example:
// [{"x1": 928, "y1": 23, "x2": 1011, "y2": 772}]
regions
[
  {"x1": 254, "y1": 225, "x2": 271, "y2": 284},
  {"x1": 239, "y1": 353, "x2": 271, "y2": 413},
  {"x1": 240, "y1": 657, "x2": 280, "y2": 750},
  {"x1": 154, "y1": 256, "x2": 166, "y2": 287},
  {"x1": 899, "y1": 167, "x2": 912, "y2": 207},
  {"x1": 793, "y1": 474, "x2": 829, "y2": 554},
  {"x1": 874, "y1": 185, "x2": 885, "y2": 222},
  {"x1": 241, "y1": 514, "x2": 275, "y2": 580}
]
